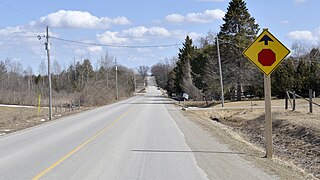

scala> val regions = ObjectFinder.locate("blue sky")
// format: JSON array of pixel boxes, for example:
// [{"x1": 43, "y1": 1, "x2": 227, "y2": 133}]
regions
[{"x1": 0, "y1": 0, "x2": 319, "y2": 74}]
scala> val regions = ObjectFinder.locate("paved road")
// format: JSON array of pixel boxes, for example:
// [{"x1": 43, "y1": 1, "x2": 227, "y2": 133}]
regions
[{"x1": 0, "y1": 77, "x2": 275, "y2": 179}]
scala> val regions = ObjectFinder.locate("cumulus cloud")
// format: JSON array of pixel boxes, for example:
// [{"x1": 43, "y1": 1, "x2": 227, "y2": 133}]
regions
[
  {"x1": 165, "y1": 9, "x2": 225, "y2": 24},
  {"x1": 97, "y1": 26, "x2": 175, "y2": 45},
  {"x1": 97, "y1": 31, "x2": 129, "y2": 44},
  {"x1": 34, "y1": 10, "x2": 131, "y2": 29},
  {"x1": 287, "y1": 30, "x2": 316, "y2": 41},
  {"x1": 122, "y1": 26, "x2": 171, "y2": 38},
  {"x1": 165, "y1": 14, "x2": 185, "y2": 23}
]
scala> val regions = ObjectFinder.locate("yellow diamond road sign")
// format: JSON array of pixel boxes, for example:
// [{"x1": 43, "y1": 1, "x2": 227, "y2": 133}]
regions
[{"x1": 243, "y1": 29, "x2": 290, "y2": 76}]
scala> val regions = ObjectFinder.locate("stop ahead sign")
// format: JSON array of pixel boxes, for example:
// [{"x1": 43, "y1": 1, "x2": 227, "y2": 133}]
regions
[
  {"x1": 243, "y1": 29, "x2": 290, "y2": 76},
  {"x1": 258, "y1": 49, "x2": 275, "y2": 66}
]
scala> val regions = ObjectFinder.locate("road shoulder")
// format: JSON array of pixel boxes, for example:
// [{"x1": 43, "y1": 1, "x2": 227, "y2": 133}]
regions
[{"x1": 167, "y1": 104, "x2": 311, "y2": 180}]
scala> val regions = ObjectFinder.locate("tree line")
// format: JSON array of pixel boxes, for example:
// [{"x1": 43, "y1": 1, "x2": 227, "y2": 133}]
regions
[
  {"x1": 151, "y1": 0, "x2": 320, "y2": 101},
  {"x1": 0, "y1": 52, "x2": 140, "y2": 106}
]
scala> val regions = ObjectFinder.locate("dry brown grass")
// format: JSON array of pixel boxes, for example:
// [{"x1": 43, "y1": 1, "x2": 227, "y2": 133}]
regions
[
  {"x1": 0, "y1": 106, "x2": 46, "y2": 134},
  {"x1": 186, "y1": 99, "x2": 320, "y2": 179},
  {"x1": 0, "y1": 105, "x2": 91, "y2": 135}
]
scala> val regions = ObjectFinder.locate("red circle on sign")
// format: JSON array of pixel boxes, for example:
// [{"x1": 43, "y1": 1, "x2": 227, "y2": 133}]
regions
[{"x1": 258, "y1": 49, "x2": 276, "y2": 66}]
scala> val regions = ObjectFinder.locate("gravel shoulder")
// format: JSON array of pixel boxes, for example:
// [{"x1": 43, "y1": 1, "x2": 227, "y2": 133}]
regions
[{"x1": 172, "y1": 99, "x2": 319, "y2": 179}]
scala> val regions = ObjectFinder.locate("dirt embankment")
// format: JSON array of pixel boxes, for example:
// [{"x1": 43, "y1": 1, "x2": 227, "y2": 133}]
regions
[{"x1": 191, "y1": 108, "x2": 320, "y2": 179}]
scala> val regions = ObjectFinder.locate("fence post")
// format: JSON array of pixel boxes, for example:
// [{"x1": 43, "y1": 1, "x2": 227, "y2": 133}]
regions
[
  {"x1": 293, "y1": 91, "x2": 296, "y2": 111},
  {"x1": 285, "y1": 91, "x2": 288, "y2": 110},
  {"x1": 309, "y1": 89, "x2": 313, "y2": 113}
]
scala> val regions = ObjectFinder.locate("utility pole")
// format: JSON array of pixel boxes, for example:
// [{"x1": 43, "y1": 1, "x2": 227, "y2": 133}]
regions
[
  {"x1": 45, "y1": 26, "x2": 52, "y2": 120},
  {"x1": 134, "y1": 73, "x2": 136, "y2": 92},
  {"x1": 115, "y1": 58, "x2": 118, "y2": 100},
  {"x1": 216, "y1": 36, "x2": 225, "y2": 107}
]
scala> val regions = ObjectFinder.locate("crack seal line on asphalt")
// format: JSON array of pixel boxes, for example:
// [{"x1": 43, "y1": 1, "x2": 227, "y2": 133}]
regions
[{"x1": 32, "y1": 107, "x2": 136, "y2": 180}]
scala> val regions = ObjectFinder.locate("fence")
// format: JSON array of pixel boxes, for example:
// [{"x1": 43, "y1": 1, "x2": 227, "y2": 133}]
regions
[
  {"x1": 285, "y1": 89, "x2": 320, "y2": 113},
  {"x1": 37, "y1": 98, "x2": 81, "y2": 117}
]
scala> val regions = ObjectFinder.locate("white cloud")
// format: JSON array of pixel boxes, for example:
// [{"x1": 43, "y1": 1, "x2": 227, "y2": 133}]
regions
[
  {"x1": 166, "y1": 9, "x2": 225, "y2": 24},
  {"x1": 315, "y1": 27, "x2": 320, "y2": 37},
  {"x1": 165, "y1": 14, "x2": 185, "y2": 23},
  {"x1": 188, "y1": 32, "x2": 203, "y2": 40},
  {"x1": 122, "y1": 26, "x2": 148, "y2": 38},
  {"x1": 122, "y1": 26, "x2": 171, "y2": 38},
  {"x1": 35, "y1": 10, "x2": 131, "y2": 29},
  {"x1": 146, "y1": 27, "x2": 171, "y2": 37},
  {"x1": 97, "y1": 26, "x2": 175, "y2": 45},
  {"x1": 287, "y1": 30, "x2": 316, "y2": 41},
  {"x1": 87, "y1": 46, "x2": 103, "y2": 53},
  {"x1": 97, "y1": 31, "x2": 129, "y2": 44}
]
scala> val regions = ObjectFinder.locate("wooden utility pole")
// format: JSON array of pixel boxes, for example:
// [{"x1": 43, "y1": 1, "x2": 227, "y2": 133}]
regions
[
  {"x1": 115, "y1": 58, "x2": 118, "y2": 100},
  {"x1": 45, "y1": 26, "x2": 52, "y2": 120},
  {"x1": 264, "y1": 75, "x2": 272, "y2": 158},
  {"x1": 216, "y1": 36, "x2": 225, "y2": 107}
]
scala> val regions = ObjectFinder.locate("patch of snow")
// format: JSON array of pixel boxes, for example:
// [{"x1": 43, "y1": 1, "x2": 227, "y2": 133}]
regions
[
  {"x1": 0, "y1": 133, "x2": 6, "y2": 136},
  {"x1": 40, "y1": 119, "x2": 46, "y2": 122}
]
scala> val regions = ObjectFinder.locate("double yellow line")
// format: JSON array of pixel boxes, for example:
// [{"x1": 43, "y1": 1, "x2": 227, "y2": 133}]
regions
[{"x1": 33, "y1": 107, "x2": 135, "y2": 180}]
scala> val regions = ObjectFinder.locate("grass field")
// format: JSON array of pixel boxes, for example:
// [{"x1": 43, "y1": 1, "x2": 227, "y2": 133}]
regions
[
  {"x1": 0, "y1": 105, "x2": 89, "y2": 135},
  {"x1": 0, "y1": 106, "x2": 49, "y2": 134}
]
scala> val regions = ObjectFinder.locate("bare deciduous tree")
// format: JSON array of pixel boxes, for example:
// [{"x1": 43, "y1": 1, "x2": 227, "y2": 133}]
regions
[{"x1": 137, "y1": 65, "x2": 149, "y2": 79}]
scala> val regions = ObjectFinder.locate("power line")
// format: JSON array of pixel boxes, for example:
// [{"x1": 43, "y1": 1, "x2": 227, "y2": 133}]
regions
[
  {"x1": 50, "y1": 36, "x2": 182, "y2": 48},
  {"x1": 0, "y1": 0, "x2": 35, "y2": 21}
]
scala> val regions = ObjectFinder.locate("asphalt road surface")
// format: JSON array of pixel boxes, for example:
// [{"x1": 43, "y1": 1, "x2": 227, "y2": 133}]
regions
[{"x1": 0, "y1": 77, "x2": 275, "y2": 180}]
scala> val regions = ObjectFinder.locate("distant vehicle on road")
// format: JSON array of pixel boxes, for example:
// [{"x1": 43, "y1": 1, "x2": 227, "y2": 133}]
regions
[{"x1": 171, "y1": 93, "x2": 185, "y2": 101}]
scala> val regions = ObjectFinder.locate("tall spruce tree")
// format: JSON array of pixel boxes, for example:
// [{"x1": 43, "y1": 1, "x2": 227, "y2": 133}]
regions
[
  {"x1": 173, "y1": 36, "x2": 201, "y2": 99},
  {"x1": 173, "y1": 36, "x2": 194, "y2": 93},
  {"x1": 218, "y1": 0, "x2": 259, "y2": 100}
]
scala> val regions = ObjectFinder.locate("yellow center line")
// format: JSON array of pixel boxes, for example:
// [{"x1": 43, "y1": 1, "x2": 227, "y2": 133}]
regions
[{"x1": 32, "y1": 107, "x2": 136, "y2": 180}]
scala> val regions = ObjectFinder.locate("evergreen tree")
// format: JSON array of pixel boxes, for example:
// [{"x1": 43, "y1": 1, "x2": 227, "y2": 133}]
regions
[
  {"x1": 272, "y1": 58, "x2": 295, "y2": 97},
  {"x1": 192, "y1": 45, "x2": 220, "y2": 101},
  {"x1": 218, "y1": 0, "x2": 259, "y2": 100},
  {"x1": 173, "y1": 36, "x2": 195, "y2": 93},
  {"x1": 173, "y1": 36, "x2": 201, "y2": 99},
  {"x1": 309, "y1": 48, "x2": 320, "y2": 95},
  {"x1": 295, "y1": 59, "x2": 310, "y2": 96},
  {"x1": 82, "y1": 59, "x2": 94, "y2": 84}
]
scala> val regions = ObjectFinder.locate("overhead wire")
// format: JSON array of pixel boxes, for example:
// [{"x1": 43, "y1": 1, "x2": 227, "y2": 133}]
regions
[
  {"x1": 0, "y1": 2, "x2": 181, "y2": 50},
  {"x1": 0, "y1": 0, "x2": 35, "y2": 22},
  {"x1": 50, "y1": 36, "x2": 182, "y2": 49}
]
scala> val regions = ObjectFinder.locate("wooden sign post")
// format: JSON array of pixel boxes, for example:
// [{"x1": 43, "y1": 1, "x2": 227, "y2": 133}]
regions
[
  {"x1": 243, "y1": 29, "x2": 290, "y2": 158},
  {"x1": 264, "y1": 75, "x2": 272, "y2": 158}
]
